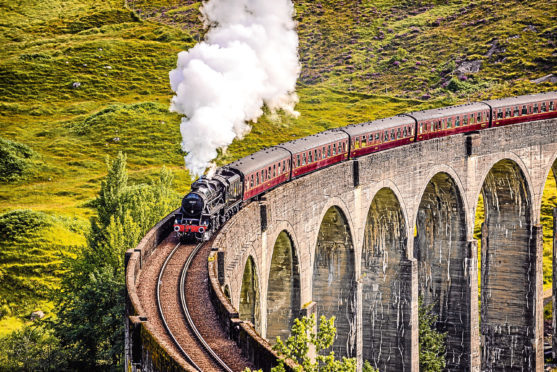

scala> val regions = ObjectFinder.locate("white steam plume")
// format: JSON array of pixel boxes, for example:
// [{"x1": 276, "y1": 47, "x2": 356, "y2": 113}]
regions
[{"x1": 169, "y1": 0, "x2": 300, "y2": 178}]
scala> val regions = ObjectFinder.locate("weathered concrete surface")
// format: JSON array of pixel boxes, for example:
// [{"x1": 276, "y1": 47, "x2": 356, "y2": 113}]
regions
[
  {"x1": 360, "y1": 188, "x2": 410, "y2": 372},
  {"x1": 212, "y1": 119, "x2": 556, "y2": 372},
  {"x1": 414, "y1": 172, "x2": 470, "y2": 371},
  {"x1": 480, "y1": 160, "x2": 541, "y2": 370},
  {"x1": 265, "y1": 231, "x2": 300, "y2": 342},
  {"x1": 313, "y1": 206, "x2": 357, "y2": 357}
]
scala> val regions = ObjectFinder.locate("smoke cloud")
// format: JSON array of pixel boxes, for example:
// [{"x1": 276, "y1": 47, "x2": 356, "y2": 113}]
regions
[{"x1": 169, "y1": 0, "x2": 300, "y2": 178}]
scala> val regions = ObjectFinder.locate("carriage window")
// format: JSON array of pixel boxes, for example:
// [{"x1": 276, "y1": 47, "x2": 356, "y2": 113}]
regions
[
  {"x1": 403, "y1": 127, "x2": 407, "y2": 136},
  {"x1": 256, "y1": 173, "x2": 259, "y2": 185},
  {"x1": 419, "y1": 124, "x2": 423, "y2": 134},
  {"x1": 447, "y1": 118, "x2": 452, "y2": 128},
  {"x1": 333, "y1": 144, "x2": 337, "y2": 155},
  {"x1": 323, "y1": 147, "x2": 326, "y2": 157},
  {"x1": 550, "y1": 101, "x2": 555, "y2": 111},
  {"x1": 315, "y1": 149, "x2": 318, "y2": 160},
  {"x1": 297, "y1": 155, "x2": 300, "y2": 167},
  {"x1": 375, "y1": 133, "x2": 380, "y2": 141},
  {"x1": 455, "y1": 116, "x2": 460, "y2": 127},
  {"x1": 384, "y1": 131, "x2": 388, "y2": 140},
  {"x1": 283, "y1": 160, "x2": 286, "y2": 172},
  {"x1": 391, "y1": 129, "x2": 395, "y2": 139},
  {"x1": 302, "y1": 153, "x2": 306, "y2": 165},
  {"x1": 463, "y1": 115, "x2": 468, "y2": 125},
  {"x1": 396, "y1": 128, "x2": 401, "y2": 138},
  {"x1": 339, "y1": 142, "x2": 343, "y2": 152},
  {"x1": 273, "y1": 164, "x2": 276, "y2": 177},
  {"x1": 369, "y1": 134, "x2": 373, "y2": 142},
  {"x1": 327, "y1": 145, "x2": 331, "y2": 156},
  {"x1": 497, "y1": 109, "x2": 503, "y2": 119},
  {"x1": 522, "y1": 105, "x2": 527, "y2": 115},
  {"x1": 250, "y1": 175, "x2": 254, "y2": 188},
  {"x1": 513, "y1": 106, "x2": 519, "y2": 116},
  {"x1": 533, "y1": 104, "x2": 538, "y2": 113},
  {"x1": 470, "y1": 114, "x2": 474, "y2": 124},
  {"x1": 362, "y1": 136, "x2": 367, "y2": 146},
  {"x1": 342, "y1": 142, "x2": 346, "y2": 152},
  {"x1": 541, "y1": 102, "x2": 547, "y2": 112}
]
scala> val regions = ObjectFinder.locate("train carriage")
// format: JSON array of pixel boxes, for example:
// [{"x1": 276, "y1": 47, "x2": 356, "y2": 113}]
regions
[
  {"x1": 227, "y1": 146, "x2": 291, "y2": 201},
  {"x1": 340, "y1": 115, "x2": 416, "y2": 157},
  {"x1": 278, "y1": 130, "x2": 349, "y2": 178},
  {"x1": 175, "y1": 91, "x2": 557, "y2": 243},
  {"x1": 407, "y1": 102, "x2": 490, "y2": 141},
  {"x1": 483, "y1": 91, "x2": 557, "y2": 127}
]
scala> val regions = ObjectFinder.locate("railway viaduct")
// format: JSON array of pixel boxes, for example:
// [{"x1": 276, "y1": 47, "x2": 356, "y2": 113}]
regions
[{"x1": 126, "y1": 118, "x2": 557, "y2": 371}]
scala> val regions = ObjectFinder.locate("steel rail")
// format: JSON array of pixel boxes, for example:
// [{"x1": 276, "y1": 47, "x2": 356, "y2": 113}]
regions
[
  {"x1": 180, "y1": 243, "x2": 235, "y2": 372},
  {"x1": 157, "y1": 242, "x2": 202, "y2": 371}
]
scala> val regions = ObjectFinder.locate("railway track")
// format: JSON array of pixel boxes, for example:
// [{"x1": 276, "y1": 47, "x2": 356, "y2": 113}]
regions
[{"x1": 144, "y1": 237, "x2": 252, "y2": 372}]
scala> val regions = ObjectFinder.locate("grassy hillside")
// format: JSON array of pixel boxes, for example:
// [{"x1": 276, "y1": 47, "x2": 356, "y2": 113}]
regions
[{"x1": 0, "y1": 0, "x2": 556, "y2": 330}]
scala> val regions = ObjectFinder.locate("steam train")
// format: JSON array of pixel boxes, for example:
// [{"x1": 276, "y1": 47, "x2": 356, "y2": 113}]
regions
[{"x1": 174, "y1": 91, "x2": 557, "y2": 242}]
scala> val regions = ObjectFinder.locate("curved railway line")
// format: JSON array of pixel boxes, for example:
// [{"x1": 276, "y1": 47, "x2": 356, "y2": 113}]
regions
[{"x1": 136, "y1": 235, "x2": 253, "y2": 371}]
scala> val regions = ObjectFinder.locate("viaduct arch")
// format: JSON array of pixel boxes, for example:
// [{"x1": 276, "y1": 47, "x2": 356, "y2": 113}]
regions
[{"x1": 214, "y1": 119, "x2": 557, "y2": 371}]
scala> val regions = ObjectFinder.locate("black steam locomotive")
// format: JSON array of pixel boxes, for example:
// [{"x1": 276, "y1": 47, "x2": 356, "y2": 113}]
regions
[
  {"x1": 174, "y1": 91, "x2": 557, "y2": 242},
  {"x1": 174, "y1": 168, "x2": 243, "y2": 241}
]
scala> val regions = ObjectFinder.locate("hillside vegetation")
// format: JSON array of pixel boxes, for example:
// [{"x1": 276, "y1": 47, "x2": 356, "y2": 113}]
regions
[{"x1": 0, "y1": 0, "x2": 556, "y2": 338}]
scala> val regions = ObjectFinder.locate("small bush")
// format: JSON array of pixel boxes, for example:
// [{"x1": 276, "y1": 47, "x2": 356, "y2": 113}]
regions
[{"x1": 0, "y1": 137, "x2": 35, "y2": 183}]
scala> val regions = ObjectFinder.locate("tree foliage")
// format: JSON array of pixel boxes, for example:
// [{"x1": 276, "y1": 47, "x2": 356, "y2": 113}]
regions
[
  {"x1": 419, "y1": 297, "x2": 447, "y2": 372},
  {"x1": 0, "y1": 322, "x2": 65, "y2": 371},
  {"x1": 271, "y1": 314, "x2": 357, "y2": 372},
  {"x1": 51, "y1": 152, "x2": 178, "y2": 369}
]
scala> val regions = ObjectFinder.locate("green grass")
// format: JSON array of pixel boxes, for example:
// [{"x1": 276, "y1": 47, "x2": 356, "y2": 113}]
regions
[{"x1": 0, "y1": 0, "x2": 556, "y2": 326}]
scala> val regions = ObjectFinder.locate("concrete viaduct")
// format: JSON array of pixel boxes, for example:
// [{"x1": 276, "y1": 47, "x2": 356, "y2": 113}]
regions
[{"x1": 212, "y1": 118, "x2": 557, "y2": 371}]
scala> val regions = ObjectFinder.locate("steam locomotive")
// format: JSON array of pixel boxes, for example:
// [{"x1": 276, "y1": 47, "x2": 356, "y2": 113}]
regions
[{"x1": 174, "y1": 91, "x2": 557, "y2": 242}]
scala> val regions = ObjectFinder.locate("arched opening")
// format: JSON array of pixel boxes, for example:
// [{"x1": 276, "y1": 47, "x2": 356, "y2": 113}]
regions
[
  {"x1": 312, "y1": 206, "x2": 356, "y2": 358},
  {"x1": 361, "y1": 188, "x2": 408, "y2": 371},
  {"x1": 478, "y1": 159, "x2": 535, "y2": 370},
  {"x1": 544, "y1": 160, "x2": 557, "y2": 352},
  {"x1": 414, "y1": 172, "x2": 468, "y2": 370},
  {"x1": 266, "y1": 231, "x2": 300, "y2": 344},
  {"x1": 240, "y1": 256, "x2": 261, "y2": 332}
]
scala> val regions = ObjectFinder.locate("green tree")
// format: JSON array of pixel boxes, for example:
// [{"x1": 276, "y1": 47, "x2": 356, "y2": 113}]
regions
[
  {"x1": 0, "y1": 322, "x2": 65, "y2": 371},
  {"x1": 419, "y1": 297, "x2": 447, "y2": 372},
  {"x1": 270, "y1": 314, "x2": 357, "y2": 372},
  {"x1": 52, "y1": 152, "x2": 178, "y2": 369}
]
